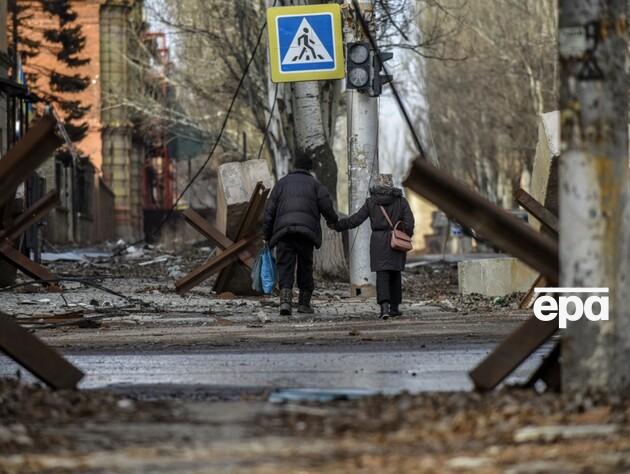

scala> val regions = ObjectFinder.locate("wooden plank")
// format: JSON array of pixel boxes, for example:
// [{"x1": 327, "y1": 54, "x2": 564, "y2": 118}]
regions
[
  {"x1": 515, "y1": 188, "x2": 559, "y2": 235},
  {"x1": 0, "y1": 242, "x2": 61, "y2": 291},
  {"x1": 0, "y1": 114, "x2": 61, "y2": 207},
  {"x1": 0, "y1": 311, "x2": 84, "y2": 389},
  {"x1": 469, "y1": 316, "x2": 558, "y2": 391},
  {"x1": 175, "y1": 235, "x2": 259, "y2": 294}
]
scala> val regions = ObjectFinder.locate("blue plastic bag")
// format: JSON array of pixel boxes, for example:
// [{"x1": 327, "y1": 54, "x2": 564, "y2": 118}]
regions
[
  {"x1": 260, "y1": 246, "x2": 277, "y2": 294},
  {"x1": 251, "y1": 245, "x2": 276, "y2": 294}
]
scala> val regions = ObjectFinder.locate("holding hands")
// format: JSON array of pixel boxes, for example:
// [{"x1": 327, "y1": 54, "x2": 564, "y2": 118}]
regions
[{"x1": 327, "y1": 219, "x2": 346, "y2": 232}]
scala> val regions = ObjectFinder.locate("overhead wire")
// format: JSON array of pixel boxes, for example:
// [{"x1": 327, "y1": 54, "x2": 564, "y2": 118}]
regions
[
  {"x1": 2, "y1": 2, "x2": 282, "y2": 324},
  {"x1": 257, "y1": 82, "x2": 280, "y2": 161},
  {"x1": 114, "y1": 0, "x2": 277, "y2": 255},
  {"x1": 9, "y1": 1, "x2": 438, "y2": 316},
  {"x1": 351, "y1": 1, "x2": 491, "y2": 250},
  {"x1": 351, "y1": 0, "x2": 427, "y2": 161}
]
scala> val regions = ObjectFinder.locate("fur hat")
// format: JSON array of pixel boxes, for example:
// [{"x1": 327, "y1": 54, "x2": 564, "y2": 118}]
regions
[{"x1": 377, "y1": 174, "x2": 394, "y2": 187}]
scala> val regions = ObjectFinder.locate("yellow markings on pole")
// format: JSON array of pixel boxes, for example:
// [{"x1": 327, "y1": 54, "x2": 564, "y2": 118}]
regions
[{"x1": 267, "y1": 4, "x2": 345, "y2": 83}]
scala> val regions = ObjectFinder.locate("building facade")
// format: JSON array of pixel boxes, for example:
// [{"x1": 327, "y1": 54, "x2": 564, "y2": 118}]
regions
[{"x1": 18, "y1": 0, "x2": 158, "y2": 243}]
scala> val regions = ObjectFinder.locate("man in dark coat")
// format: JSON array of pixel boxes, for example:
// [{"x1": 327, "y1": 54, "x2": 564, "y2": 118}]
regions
[
  {"x1": 263, "y1": 152, "x2": 339, "y2": 315},
  {"x1": 335, "y1": 175, "x2": 415, "y2": 318}
]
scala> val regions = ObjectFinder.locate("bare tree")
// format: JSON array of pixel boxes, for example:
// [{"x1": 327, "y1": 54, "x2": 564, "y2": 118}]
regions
[
  {"x1": 423, "y1": 0, "x2": 558, "y2": 207},
  {"x1": 128, "y1": 0, "x2": 463, "y2": 276}
]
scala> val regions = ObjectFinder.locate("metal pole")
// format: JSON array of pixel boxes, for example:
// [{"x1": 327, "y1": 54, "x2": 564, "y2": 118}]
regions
[
  {"x1": 345, "y1": 1, "x2": 378, "y2": 298},
  {"x1": 559, "y1": 0, "x2": 630, "y2": 395}
]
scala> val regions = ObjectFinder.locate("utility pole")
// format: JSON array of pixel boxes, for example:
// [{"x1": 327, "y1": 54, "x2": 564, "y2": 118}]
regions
[
  {"x1": 558, "y1": 0, "x2": 630, "y2": 394},
  {"x1": 344, "y1": 0, "x2": 378, "y2": 298}
]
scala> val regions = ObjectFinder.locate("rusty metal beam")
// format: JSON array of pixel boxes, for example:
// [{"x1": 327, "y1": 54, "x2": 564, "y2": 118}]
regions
[
  {"x1": 469, "y1": 316, "x2": 558, "y2": 391},
  {"x1": 234, "y1": 182, "x2": 269, "y2": 240},
  {"x1": 0, "y1": 242, "x2": 60, "y2": 291},
  {"x1": 404, "y1": 159, "x2": 562, "y2": 391},
  {"x1": 0, "y1": 190, "x2": 59, "y2": 242},
  {"x1": 515, "y1": 188, "x2": 559, "y2": 235},
  {"x1": 524, "y1": 342, "x2": 561, "y2": 392},
  {"x1": 0, "y1": 311, "x2": 84, "y2": 389},
  {"x1": 182, "y1": 209, "x2": 255, "y2": 267},
  {"x1": 0, "y1": 114, "x2": 61, "y2": 207},
  {"x1": 404, "y1": 159, "x2": 558, "y2": 284},
  {"x1": 519, "y1": 275, "x2": 547, "y2": 310},
  {"x1": 214, "y1": 183, "x2": 269, "y2": 293},
  {"x1": 175, "y1": 234, "x2": 259, "y2": 294}
]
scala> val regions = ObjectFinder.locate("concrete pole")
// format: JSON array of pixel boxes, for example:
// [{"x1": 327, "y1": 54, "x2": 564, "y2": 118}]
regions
[
  {"x1": 559, "y1": 0, "x2": 630, "y2": 395},
  {"x1": 345, "y1": 1, "x2": 378, "y2": 298}
]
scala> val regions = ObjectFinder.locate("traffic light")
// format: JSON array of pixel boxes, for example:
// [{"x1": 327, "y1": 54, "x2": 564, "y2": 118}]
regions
[
  {"x1": 372, "y1": 51, "x2": 393, "y2": 97},
  {"x1": 346, "y1": 42, "x2": 393, "y2": 97},
  {"x1": 346, "y1": 42, "x2": 371, "y2": 92}
]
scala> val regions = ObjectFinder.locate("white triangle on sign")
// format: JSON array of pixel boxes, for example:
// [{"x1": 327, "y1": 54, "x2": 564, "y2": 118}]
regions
[{"x1": 281, "y1": 18, "x2": 333, "y2": 65}]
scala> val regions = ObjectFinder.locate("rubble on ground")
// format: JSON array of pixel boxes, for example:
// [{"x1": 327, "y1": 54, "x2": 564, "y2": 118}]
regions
[
  {"x1": 20, "y1": 244, "x2": 526, "y2": 315},
  {"x1": 406, "y1": 261, "x2": 524, "y2": 312},
  {"x1": 0, "y1": 378, "x2": 175, "y2": 455},
  {"x1": 255, "y1": 389, "x2": 630, "y2": 472},
  {"x1": 261, "y1": 388, "x2": 630, "y2": 439}
]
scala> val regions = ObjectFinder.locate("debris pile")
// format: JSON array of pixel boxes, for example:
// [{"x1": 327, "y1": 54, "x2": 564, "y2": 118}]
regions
[
  {"x1": 0, "y1": 377, "x2": 174, "y2": 454},
  {"x1": 259, "y1": 389, "x2": 630, "y2": 471},
  {"x1": 264, "y1": 389, "x2": 629, "y2": 439},
  {"x1": 406, "y1": 262, "x2": 524, "y2": 312}
]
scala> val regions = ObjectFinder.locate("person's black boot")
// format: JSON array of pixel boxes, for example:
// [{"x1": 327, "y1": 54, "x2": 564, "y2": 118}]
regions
[
  {"x1": 279, "y1": 289, "x2": 293, "y2": 316},
  {"x1": 380, "y1": 302, "x2": 390, "y2": 319},
  {"x1": 297, "y1": 290, "x2": 315, "y2": 314},
  {"x1": 389, "y1": 303, "x2": 402, "y2": 317}
]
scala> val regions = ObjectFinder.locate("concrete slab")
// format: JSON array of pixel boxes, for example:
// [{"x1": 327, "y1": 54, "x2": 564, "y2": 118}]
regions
[
  {"x1": 458, "y1": 257, "x2": 538, "y2": 297},
  {"x1": 215, "y1": 160, "x2": 274, "y2": 294},
  {"x1": 216, "y1": 160, "x2": 274, "y2": 241},
  {"x1": 529, "y1": 111, "x2": 559, "y2": 232}
]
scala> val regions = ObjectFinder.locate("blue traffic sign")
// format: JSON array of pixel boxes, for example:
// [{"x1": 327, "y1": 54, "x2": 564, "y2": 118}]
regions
[{"x1": 267, "y1": 5, "x2": 345, "y2": 83}]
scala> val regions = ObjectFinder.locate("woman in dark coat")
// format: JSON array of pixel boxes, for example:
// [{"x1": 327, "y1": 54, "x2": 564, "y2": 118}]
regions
[{"x1": 335, "y1": 175, "x2": 415, "y2": 318}]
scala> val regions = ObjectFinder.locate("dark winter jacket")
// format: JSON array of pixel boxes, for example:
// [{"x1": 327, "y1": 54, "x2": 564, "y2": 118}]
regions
[
  {"x1": 336, "y1": 185, "x2": 415, "y2": 272},
  {"x1": 263, "y1": 170, "x2": 339, "y2": 249}
]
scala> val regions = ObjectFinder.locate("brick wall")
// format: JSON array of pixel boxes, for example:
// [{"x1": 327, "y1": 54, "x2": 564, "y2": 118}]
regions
[{"x1": 21, "y1": 0, "x2": 103, "y2": 170}]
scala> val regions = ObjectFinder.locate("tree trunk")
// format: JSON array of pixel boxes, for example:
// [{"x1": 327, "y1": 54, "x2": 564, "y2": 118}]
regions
[
  {"x1": 292, "y1": 80, "x2": 347, "y2": 278},
  {"x1": 315, "y1": 217, "x2": 348, "y2": 279},
  {"x1": 265, "y1": 0, "x2": 346, "y2": 278},
  {"x1": 266, "y1": 81, "x2": 292, "y2": 179},
  {"x1": 292, "y1": 81, "x2": 338, "y2": 200}
]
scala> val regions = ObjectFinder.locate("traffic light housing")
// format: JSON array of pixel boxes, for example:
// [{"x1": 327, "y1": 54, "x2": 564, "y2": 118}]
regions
[
  {"x1": 346, "y1": 42, "x2": 371, "y2": 92},
  {"x1": 345, "y1": 42, "x2": 393, "y2": 97},
  {"x1": 372, "y1": 51, "x2": 393, "y2": 96}
]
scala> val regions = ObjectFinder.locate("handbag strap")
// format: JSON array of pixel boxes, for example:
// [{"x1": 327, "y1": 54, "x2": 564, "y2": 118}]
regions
[{"x1": 379, "y1": 205, "x2": 395, "y2": 229}]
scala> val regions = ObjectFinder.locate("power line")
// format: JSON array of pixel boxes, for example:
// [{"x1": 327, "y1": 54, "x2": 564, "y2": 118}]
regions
[
  {"x1": 2, "y1": 4, "x2": 279, "y2": 317},
  {"x1": 115, "y1": 2, "x2": 275, "y2": 254},
  {"x1": 257, "y1": 82, "x2": 279, "y2": 161},
  {"x1": 352, "y1": 0, "x2": 490, "y2": 247},
  {"x1": 351, "y1": 0, "x2": 427, "y2": 161}
]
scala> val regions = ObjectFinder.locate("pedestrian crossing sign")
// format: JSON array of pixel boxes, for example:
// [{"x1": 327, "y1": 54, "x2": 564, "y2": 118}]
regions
[{"x1": 267, "y1": 4, "x2": 345, "y2": 83}]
